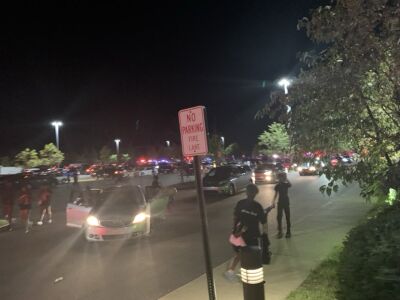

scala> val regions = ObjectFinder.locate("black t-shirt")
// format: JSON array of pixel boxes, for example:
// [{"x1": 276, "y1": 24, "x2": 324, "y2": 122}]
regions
[
  {"x1": 234, "y1": 199, "x2": 266, "y2": 243},
  {"x1": 274, "y1": 181, "x2": 291, "y2": 204}
]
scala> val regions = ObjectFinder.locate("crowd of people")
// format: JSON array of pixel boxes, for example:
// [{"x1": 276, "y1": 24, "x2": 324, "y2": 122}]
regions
[{"x1": 1, "y1": 179, "x2": 54, "y2": 233}]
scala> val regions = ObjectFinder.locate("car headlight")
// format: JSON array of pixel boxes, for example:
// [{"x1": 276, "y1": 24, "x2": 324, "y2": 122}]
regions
[
  {"x1": 264, "y1": 171, "x2": 272, "y2": 175},
  {"x1": 87, "y1": 215, "x2": 100, "y2": 226},
  {"x1": 132, "y1": 212, "x2": 147, "y2": 224},
  {"x1": 297, "y1": 167, "x2": 303, "y2": 172},
  {"x1": 310, "y1": 166, "x2": 316, "y2": 171}
]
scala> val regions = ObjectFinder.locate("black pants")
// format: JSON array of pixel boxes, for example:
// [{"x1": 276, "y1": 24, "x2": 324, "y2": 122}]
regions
[{"x1": 277, "y1": 203, "x2": 291, "y2": 233}]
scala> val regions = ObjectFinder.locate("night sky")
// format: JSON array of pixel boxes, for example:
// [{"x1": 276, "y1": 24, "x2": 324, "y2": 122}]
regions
[{"x1": 0, "y1": 0, "x2": 326, "y2": 157}]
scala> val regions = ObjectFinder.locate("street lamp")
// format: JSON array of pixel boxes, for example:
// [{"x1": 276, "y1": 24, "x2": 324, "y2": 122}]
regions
[
  {"x1": 166, "y1": 140, "x2": 170, "y2": 147},
  {"x1": 221, "y1": 136, "x2": 225, "y2": 147},
  {"x1": 278, "y1": 78, "x2": 291, "y2": 95},
  {"x1": 114, "y1": 139, "x2": 121, "y2": 156},
  {"x1": 51, "y1": 121, "x2": 63, "y2": 149}
]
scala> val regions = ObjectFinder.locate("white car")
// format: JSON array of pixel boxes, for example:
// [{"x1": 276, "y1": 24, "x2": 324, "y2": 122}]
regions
[
  {"x1": 134, "y1": 166, "x2": 157, "y2": 177},
  {"x1": 66, "y1": 185, "x2": 172, "y2": 242}
]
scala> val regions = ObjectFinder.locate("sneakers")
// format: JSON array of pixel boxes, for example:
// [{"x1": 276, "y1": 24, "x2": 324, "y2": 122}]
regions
[
  {"x1": 223, "y1": 270, "x2": 239, "y2": 283},
  {"x1": 37, "y1": 221, "x2": 43, "y2": 226},
  {"x1": 286, "y1": 232, "x2": 291, "y2": 238},
  {"x1": 48, "y1": 219, "x2": 52, "y2": 224}
]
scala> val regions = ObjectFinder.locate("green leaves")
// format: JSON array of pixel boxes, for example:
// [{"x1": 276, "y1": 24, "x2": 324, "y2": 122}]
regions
[
  {"x1": 15, "y1": 143, "x2": 64, "y2": 167},
  {"x1": 258, "y1": 122, "x2": 290, "y2": 155}
]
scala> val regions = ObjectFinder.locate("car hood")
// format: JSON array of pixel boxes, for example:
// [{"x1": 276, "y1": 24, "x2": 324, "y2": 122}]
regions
[{"x1": 92, "y1": 205, "x2": 141, "y2": 220}]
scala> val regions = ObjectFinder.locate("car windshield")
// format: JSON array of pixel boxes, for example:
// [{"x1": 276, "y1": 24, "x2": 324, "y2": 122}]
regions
[
  {"x1": 95, "y1": 187, "x2": 145, "y2": 208},
  {"x1": 206, "y1": 167, "x2": 232, "y2": 179},
  {"x1": 256, "y1": 164, "x2": 275, "y2": 171}
]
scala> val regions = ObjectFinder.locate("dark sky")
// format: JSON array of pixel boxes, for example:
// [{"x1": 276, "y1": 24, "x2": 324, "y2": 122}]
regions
[{"x1": 0, "y1": 0, "x2": 326, "y2": 157}]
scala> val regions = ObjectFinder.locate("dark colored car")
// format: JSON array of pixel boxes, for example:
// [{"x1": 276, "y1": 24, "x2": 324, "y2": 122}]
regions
[
  {"x1": 203, "y1": 165, "x2": 252, "y2": 195},
  {"x1": 158, "y1": 162, "x2": 176, "y2": 174},
  {"x1": 252, "y1": 163, "x2": 282, "y2": 184}
]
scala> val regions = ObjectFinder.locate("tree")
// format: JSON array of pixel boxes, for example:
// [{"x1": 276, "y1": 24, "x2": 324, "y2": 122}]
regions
[
  {"x1": 99, "y1": 146, "x2": 112, "y2": 164},
  {"x1": 39, "y1": 143, "x2": 64, "y2": 166},
  {"x1": 121, "y1": 153, "x2": 131, "y2": 162},
  {"x1": 15, "y1": 148, "x2": 40, "y2": 168},
  {"x1": 223, "y1": 143, "x2": 240, "y2": 157},
  {"x1": 260, "y1": 0, "x2": 400, "y2": 201},
  {"x1": 207, "y1": 134, "x2": 224, "y2": 159},
  {"x1": 258, "y1": 122, "x2": 290, "y2": 155}
]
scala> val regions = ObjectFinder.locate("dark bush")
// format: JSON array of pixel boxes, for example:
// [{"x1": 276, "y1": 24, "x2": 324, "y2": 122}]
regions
[{"x1": 337, "y1": 202, "x2": 400, "y2": 300}]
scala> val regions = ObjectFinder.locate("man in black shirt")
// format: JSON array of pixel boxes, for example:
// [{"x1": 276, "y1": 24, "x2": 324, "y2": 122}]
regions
[
  {"x1": 224, "y1": 184, "x2": 268, "y2": 281},
  {"x1": 273, "y1": 172, "x2": 292, "y2": 238}
]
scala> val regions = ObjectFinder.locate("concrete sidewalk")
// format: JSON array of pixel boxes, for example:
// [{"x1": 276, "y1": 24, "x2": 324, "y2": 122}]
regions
[{"x1": 160, "y1": 185, "x2": 370, "y2": 300}]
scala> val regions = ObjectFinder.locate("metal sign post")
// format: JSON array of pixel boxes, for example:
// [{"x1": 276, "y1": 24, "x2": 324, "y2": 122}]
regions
[{"x1": 178, "y1": 106, "x2": 216, "y2": 300}]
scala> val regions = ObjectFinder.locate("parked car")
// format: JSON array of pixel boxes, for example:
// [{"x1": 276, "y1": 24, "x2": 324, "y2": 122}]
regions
[
  {"x1": 203, "y1": 165, "x2": 252, "y2": 196},
  {"x1": 252, "y1": 163, "x2": 282, "y2": 184},
  {"x1": 66, "y1": 185, "x2": 174, "y2": 242},
  {"x1": 158, "y1": 162, "x2": 176, "y2": 174},
  {"x1": 134, "y1": 166, "x2": 157, "y2": 177}
]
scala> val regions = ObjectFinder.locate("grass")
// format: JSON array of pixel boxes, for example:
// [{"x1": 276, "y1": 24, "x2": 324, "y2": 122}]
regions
[{"x1": 286, "y1": 246, "x2": 341, "y2": 300}]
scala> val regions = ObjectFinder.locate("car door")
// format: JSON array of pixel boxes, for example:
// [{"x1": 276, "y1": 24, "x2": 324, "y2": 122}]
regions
[
  {"x1": 66, "y1": 194, "x2": 93, "y2": 228},
  {"x1": 146, "y1": 187, "x2": 175, "y2": 218},
  {"x1": 237, "y1": 167, "x2": 249, "y2": 189}
]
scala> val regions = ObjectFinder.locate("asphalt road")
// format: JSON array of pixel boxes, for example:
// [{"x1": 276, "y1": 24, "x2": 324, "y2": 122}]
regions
[{"x1": 0, "y1": 173, "x2": 363, "y2": 300}]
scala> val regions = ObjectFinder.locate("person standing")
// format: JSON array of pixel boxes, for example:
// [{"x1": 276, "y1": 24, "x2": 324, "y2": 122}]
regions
[
  {"x1": 18, "y1": 185, "x2": 33, "y2": 233},
  {"x1": 273, "y1": 172, "x2": 292, "y2": 238},
  {"x1": 224, "y1": 184, "x2": 268, "y2": 282},
  {"x1": 2, "y1": 179, "x2": 15, "y2": 230},
  {"x1": 37, "y1": 184, "x2": 52, "y2": 225}
]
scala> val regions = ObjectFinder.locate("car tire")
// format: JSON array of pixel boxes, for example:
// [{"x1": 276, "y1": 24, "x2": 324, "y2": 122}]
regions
[{"x1": 228, "y1": 184, "x2": 236, "y2": 196}]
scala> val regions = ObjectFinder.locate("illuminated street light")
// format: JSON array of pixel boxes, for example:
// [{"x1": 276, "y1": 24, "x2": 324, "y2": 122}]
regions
[
  {"x1": 221, "y1": 136, "x2": 225, "y2": 147},
  {"x1": 114, "y1": 139, "x2": 121, "y2": 156},
  {"x1": 51, "y1": 121, "x2": 63, "y2": 149},
  {"x1": 166, "y1": 140, "x2": 170, "y2": 147},
  {"x1": 278, "y1": 78, "x2": 291, "y2": 95}
]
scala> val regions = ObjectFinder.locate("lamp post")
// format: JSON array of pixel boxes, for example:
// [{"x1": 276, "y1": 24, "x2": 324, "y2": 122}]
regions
[
  {"x1": 166, "y1": 140, "x2": 170, "y2": 147},
  {"x1": 114, "y1": 139, "x2": 121, "y2": 157},
  {"x1": 278, "y1": 78, "x2": 291, "y2": 95},
  {"x1": 51, "y1": 121, "x2": 63, "y2": 150},
  {"x1": 278, "y1": 78, "x2": 292, "y2": 113}
]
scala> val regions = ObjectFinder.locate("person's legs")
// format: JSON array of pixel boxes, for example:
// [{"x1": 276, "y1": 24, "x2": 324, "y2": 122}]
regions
[
  {"x1": 47, "y1": 206, "x2": 52, "y2": 223},
  {"x1": 284, "y1": 205, "x2": 291, "y2": 237},
  {"x1": 277, "y1": 203, "x2": 283, "y2": 238},
  {"x1": 224, "y1": 247, "x2": 241, "y2": 282}
]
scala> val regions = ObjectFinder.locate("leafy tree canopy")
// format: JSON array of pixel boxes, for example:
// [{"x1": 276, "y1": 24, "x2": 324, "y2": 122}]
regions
[
  {"x1": 39, "y1": 143, "x2": 64, "y2": 166},
  {"x1": 261, "y1": 0, "x2": 400, "y2": 201},
  {"x1": 258, "y1": 122, "x2": 290, "y2": 155},
  {"x1": 15, "y1": 148, "x2": 41, "y2": 168}
]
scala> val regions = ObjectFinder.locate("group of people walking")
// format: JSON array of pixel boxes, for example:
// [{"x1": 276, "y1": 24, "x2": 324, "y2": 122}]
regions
[
  {"x1": 224, "y1": 172, "x2": 292, "y2": 281},
  {"x1": 1, "y1": 180, "x2": 53, "y2": 233}
]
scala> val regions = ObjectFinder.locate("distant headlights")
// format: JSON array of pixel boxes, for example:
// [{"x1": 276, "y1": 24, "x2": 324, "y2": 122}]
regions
[
  {"x1": 297, "y1": 167, "x2": 303, "y2": 172},
  {"x1": 132, "y1": 212, "x2": 147, "y2": 224},
  {"x1": 264, "y1": 170, "x2": 272, "y2": 175},
  {"x1": 309, "y1": 166, "x2": 316, "y2": 171},
  {"x1": 87, "y1": 215, "x2": 100, "y2": 226}
]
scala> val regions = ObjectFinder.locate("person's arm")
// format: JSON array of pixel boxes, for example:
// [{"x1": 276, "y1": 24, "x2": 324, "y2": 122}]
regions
[
  {"x1": 286, "y1": 179, "x2": 292, "y2": 188},
  {"x1": 272, "y1": 185, "x2": 279, "y2": 206}
]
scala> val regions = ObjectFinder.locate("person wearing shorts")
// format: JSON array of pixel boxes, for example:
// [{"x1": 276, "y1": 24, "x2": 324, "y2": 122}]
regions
[
  {"x1": 37, "y1": 184, "x2": 52, "y2": 225},
  {"x1": 18, "y1": 186, "x2": 32, "y2": 233}
]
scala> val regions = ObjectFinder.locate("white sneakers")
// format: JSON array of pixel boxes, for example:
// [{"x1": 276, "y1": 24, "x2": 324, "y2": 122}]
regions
[{"x1": 223, "y1": 270, "x2": 240, "y2": 282}]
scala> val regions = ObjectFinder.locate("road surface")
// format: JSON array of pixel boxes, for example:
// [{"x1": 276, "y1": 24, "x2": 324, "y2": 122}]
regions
[{"x1": 0, "y1": 173, "x2": 366, "y2": 300}]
